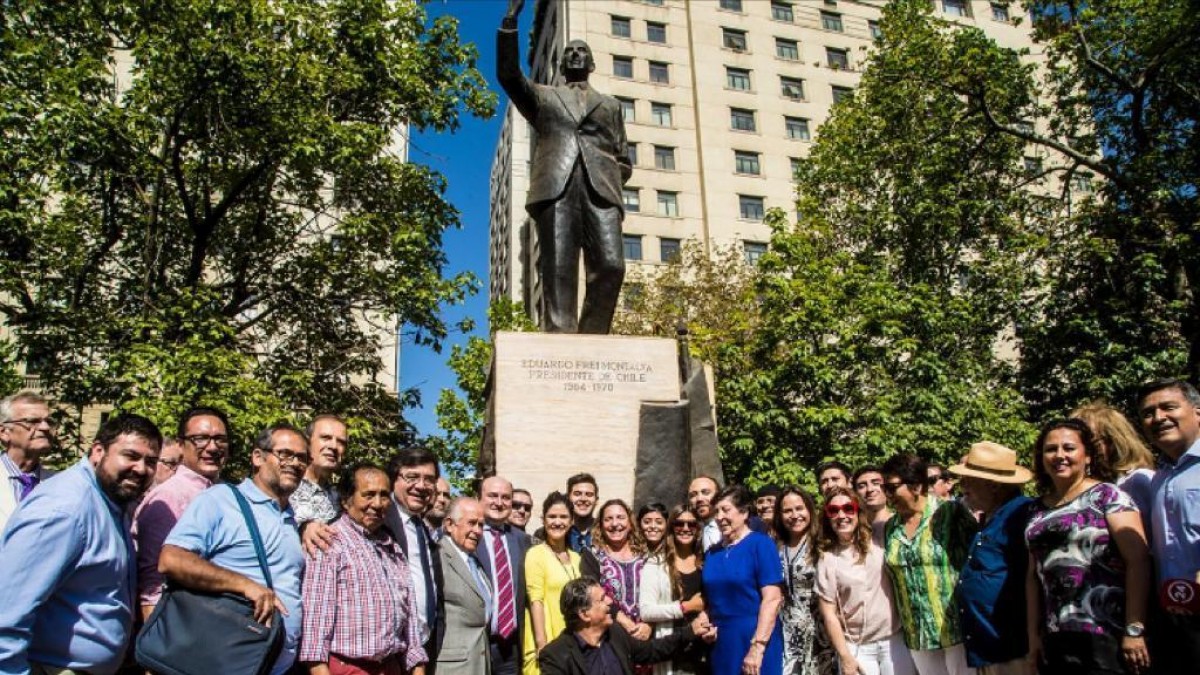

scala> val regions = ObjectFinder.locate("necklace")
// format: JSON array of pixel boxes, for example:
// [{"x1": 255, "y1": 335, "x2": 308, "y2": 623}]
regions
[{"x1": 549, "y1": 544, "x2": 576, "y2": 580}]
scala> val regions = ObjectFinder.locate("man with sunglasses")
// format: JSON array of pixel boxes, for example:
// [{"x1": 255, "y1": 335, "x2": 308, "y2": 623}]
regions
[
  {"x1": 160, "y1": 423, "x2": 309, "y2": 675},
  {"x1": 509, "y1": 488, "x2": 534, "y2": 532},
  {"x1": 132, "y1": 406, "x2": 230, "y2": 619},
  {"x1": 0, "y1": 391, "x2": 58, "y2": 532},
  {"x1": 928, "y1": 464, "x2": 956, "y2": 500}
]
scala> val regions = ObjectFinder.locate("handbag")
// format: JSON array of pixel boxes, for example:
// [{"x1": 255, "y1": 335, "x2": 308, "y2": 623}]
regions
[{"x1": 136, "y1": 484, "x2": 285, "y2": 675}]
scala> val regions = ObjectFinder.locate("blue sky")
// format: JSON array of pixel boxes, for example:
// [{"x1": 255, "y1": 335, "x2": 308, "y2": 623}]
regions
[{"x1": 401, "y1": 0, "x2": 527, "y2": 437}]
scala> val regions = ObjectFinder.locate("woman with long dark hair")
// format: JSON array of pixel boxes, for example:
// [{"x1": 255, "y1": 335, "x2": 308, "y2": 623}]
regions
[
  {"x1": 522, "y1": 492, "x2": 582, "y2": 675},
  {"x1": 581, "y1": 499, "x2": 651, "y2": 640},
  {"x1": 640, "y1": 505, "x2": 708, "y2": 675},
  {"x1": 773, "y1": 486, "x2": 824, "y2": 674}
]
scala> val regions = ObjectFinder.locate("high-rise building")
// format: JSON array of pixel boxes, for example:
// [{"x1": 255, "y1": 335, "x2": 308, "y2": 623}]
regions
[{"x1": 488, "y1": 0, "x2": 1044, "y2": 323}]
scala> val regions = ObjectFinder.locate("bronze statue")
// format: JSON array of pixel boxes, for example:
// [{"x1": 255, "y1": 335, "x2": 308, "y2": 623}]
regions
[{"x1": 498, "y1": 0, "x2": 632, "y2": 334}]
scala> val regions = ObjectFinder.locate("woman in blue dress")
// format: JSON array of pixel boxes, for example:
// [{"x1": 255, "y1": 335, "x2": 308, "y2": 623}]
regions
[{"x1": 702, "y1": 484, "x2": 785, "y2": 675}]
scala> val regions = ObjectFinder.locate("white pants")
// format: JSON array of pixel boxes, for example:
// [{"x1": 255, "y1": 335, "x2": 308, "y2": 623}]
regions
[
  {"x1": 909, "y1": 643, "x2": 975, "y2": 675},
  {"x1": 846, "y1": 632, "x2": 916, "y2": 675}
]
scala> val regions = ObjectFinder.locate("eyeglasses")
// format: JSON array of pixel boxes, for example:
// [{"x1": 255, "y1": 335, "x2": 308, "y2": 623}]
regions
[
  {"x1": 183, "y1": 434, "x2": 230, "y2": 448},
  {"x1": 159, "y1": 458, "x2": 182, "y2": 470},
  {"x1": 262, "y1": 449, "x2": 311, "y2": 466},
  {"x1": 399, "y1": 472, "x2": 437, "y2": 487},
  {"x1": 824, "y1": 502, "x2": 859, "y2": 518},
  {"x1": 672, "y1": 520, "x2": 699, "y2": 531},
  {"x1": 881, "y1": 482, "x2": 905, "y2": 495},
  {"x1": 932, "y1": 473, "x2": 951, "y2": 483},
  {"x1": 4, "y1": 417, "x2": 57, "y2": 430},
  {"x1": 512, "y1": 502, "x2": 533, "y2": 512}
]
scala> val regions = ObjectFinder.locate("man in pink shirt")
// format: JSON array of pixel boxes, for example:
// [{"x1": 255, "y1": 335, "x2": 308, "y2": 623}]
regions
[{"x1": 132, "y1": 406, "x2": 229, "y2": 619}]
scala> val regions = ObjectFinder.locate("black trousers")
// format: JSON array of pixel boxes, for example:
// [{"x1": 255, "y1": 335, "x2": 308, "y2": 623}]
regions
[
  {"x1": 1041, "y1": 631, "x2": 1125, "y2": 675},
  {"x1": 489, "y1": 632, "x2": 521, "y2": 675},
  {"x1": 531, "y1": 161, "x2": 624, "y2": 334},
  {"x1": 1148, "y1": 608, "x2": 1200, "y2": 675}
]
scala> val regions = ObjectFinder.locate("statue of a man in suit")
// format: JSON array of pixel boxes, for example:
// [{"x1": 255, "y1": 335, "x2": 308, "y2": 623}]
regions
[{"x1": 498, "y1": 0, "x2": 632, "y2": 334}]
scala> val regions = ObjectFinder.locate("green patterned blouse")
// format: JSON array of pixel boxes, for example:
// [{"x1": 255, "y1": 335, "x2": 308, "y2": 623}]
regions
[{"x1": 883, "y1": 497, "x2": 978, "y2": 650}]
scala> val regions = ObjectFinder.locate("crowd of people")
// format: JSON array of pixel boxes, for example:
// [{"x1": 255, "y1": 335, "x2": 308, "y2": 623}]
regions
[{"x1": 0, "y1": 375, "x2": 1198, "y2": 675}]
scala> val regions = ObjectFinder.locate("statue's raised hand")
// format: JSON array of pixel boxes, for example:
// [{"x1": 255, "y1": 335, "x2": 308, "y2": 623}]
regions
[{"x1": 506, "y1": 0, "x2": 525, "y2": 19}]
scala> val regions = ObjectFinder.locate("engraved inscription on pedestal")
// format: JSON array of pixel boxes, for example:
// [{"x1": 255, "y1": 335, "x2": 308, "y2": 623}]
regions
[{"x1": 492, "y1": 332, "x2": 681, "y2": 528}]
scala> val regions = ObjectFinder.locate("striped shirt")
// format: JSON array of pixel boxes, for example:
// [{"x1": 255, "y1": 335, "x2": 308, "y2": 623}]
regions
[
  {"x1": 884, "y1": 497, "x2": 977, "y2": 650},
  {"x1": 299, "y1": 513, "x2": 428, "y2": 668}
]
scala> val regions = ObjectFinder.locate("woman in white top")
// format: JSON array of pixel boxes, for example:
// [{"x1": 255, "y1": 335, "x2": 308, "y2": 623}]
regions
[
  {"x1": 815, "y1": 487, "x2": 913, "y2": 675},
  {"x1": 639, "y1": 505, "x2": 707, "y2": 675}
]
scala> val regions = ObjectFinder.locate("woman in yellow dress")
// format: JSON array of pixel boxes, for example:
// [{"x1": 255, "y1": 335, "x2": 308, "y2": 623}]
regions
[{"x1": 523, "y1": 491, "x2": 582, "y2": 675}]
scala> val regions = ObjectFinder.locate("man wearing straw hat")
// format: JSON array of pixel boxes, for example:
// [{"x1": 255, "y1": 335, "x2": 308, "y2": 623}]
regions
[{"x1": 950, "y1": 442, "x2": 1036, "y2": 675}]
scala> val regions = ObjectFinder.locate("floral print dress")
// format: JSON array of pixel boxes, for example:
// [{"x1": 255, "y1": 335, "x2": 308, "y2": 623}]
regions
[{"x1": 779, "y1": 542, "x2": 834, "y2": 675}]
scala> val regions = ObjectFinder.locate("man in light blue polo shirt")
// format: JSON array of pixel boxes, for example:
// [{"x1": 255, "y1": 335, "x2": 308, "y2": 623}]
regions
[
  {"x1": 160, "y1": 422, "x2": 308, "y2": 675},
  {"x1": 0, "y1": 413, "x2": 162, "y2": 675},
  {"x1": 1136, "y1": 377, "x2": 1200, "y2": 675}
]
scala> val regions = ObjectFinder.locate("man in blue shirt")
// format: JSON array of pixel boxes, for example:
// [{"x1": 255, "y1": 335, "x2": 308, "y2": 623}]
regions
[
  {"x1": 160, "y1": 422, "x2": 308, "y2": 675},
  {"x1": 950, "y1": 441, "x2": 1034, "y2": 675},
  {"x1": 1136, "y1": 378, "x2": 1200, "y2": 675},
  {"x1": 0, "y1": 413, "x2": 163, "y2": 675}
]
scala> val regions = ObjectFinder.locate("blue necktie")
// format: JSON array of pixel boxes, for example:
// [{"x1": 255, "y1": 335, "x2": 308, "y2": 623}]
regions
[
  {"x1": 15, "y1": 472, "x2": 37, "y2": 500},
  {"x1": 469, "y1": 555, "x2": 493, "y2": 624}
]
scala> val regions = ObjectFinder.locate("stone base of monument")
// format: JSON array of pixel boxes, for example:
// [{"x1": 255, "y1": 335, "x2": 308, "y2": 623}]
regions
[{"x1": 479, "y1": 331, "x2": 720, "y2": 528}]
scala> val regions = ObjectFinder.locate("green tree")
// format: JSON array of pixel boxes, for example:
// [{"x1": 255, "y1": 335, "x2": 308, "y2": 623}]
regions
[
  {"x1": 0, "y1": 0, "x2": 494, "y2": 455},
  {"x1": 430, "y1": 298, "x2": 535, "y2": 482},
  {"x1": 0, "y1": 337, "x2": 21, "y2": 397},
  {"x1": 999, "y1": 0, "x2": 1200, "y2": 413},
  {"x1": 718, "y1": 0, "x2": 1043, "y2": 485}
]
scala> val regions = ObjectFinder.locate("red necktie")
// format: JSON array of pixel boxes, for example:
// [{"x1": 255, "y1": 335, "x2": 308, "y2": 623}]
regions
[{"x1": 491, "y1": 527, "x2": 516, "y2": 638}]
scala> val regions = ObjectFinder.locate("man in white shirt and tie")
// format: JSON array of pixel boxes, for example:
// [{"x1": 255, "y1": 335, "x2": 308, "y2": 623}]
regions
[{"x1": 385, "y1": 447, "x2": 445, "y2": 662}]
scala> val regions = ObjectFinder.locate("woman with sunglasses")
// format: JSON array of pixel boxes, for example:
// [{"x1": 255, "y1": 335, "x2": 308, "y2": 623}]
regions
[
  {"x1": 816, "y1": 487, "x2": 911, "y2": 675},
  {"x1": 581, "y1": 499, "x2": 653, "y2": 641},
  {"x1": 772, "y1": 486, "x2": 827, "y2": 675},
  {"x1": 523, "y1": 492, "x2": 582, "y2": 675},
  {"x1": 1024, "y1": 419, "x2": 1150, "y2": 675},
  {"x1": 640, "y1": 505, "x2": 710, "y2": 675},
  {"x1": 879, "y1": 453, "x2": 977, "y2": 675}
]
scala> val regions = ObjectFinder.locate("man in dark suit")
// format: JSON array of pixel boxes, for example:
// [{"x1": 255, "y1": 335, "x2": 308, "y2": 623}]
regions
[
  {"x1": 438, "y1": 497, "x2": 493, "y2": 675},
  {"x1": 497, "y1": 0, "x2": 632, "y2": 335},
  {"x1": 539, "y1": 578, "x2": 715, "y2": 675},
  {"x1": 478, "y1": 476, "x2": 532, "y2": 675},
  {"x1": 385, "y1": 447, "x2": 446, "y2": 667}
]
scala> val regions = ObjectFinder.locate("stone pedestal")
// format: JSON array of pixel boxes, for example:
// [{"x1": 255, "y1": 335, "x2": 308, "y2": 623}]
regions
[{"x1": 489, "y1": 331, "x2": 682, "y2": 527}]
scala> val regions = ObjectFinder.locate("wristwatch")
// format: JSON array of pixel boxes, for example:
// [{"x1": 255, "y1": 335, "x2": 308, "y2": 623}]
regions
[{"x1": 1125, "y1": 622, "x2": 1146, "y2": 638}]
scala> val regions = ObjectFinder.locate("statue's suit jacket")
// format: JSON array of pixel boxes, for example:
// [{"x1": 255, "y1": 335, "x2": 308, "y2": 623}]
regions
[
  {"x1": 437, "y1": 539, "x2": 492, "y2": 675},
  {"x1": 497, "y1": 27, "x2": 632, "y2": 212}
]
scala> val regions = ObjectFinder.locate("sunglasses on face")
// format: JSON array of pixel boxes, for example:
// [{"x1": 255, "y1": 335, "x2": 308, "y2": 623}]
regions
[
  {"x1": 512, "y1": 502, "x2": 533, "y2": 512},
  {"x1": 882, "y1": 482, "x2": 905, "y2": 495},
  {"x1": 672, "y1": 520, "x2": 698, "y2": 531},
  {"x1": 824, "y1": 502, "x2": 859, "y2": 518}
]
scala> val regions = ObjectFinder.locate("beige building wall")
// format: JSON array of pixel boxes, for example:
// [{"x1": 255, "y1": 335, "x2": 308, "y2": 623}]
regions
[{"x1": 489, "y1": 0, "x2": 1049, "y2": 307}]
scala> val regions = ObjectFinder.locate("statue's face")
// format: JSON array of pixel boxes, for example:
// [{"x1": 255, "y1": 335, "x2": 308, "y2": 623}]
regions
[{"x1": 561, "y1": 40, "x2": 594, "y2": 79}]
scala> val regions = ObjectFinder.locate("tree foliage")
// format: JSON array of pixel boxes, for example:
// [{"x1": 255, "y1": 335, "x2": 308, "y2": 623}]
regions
[
  {"x1": 0, "y1": 0, "x2": 494, "y2": 455},
  {"x1": 716, "y1": 0, "x2": 1044, "y2": 485}
]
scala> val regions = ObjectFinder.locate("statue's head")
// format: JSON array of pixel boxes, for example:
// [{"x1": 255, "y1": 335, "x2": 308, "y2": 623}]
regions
[{"x1": 561, "y1": 40, "x2": 595, "y2": 82}]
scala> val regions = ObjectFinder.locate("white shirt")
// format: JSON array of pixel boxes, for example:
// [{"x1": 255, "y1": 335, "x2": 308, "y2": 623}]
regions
[
  {"x1": 701, "y1": 519, "x2": 721, "y2": 552},
  {"x1": 397, "y1": 505, "x2": 437, "y2": 643}
]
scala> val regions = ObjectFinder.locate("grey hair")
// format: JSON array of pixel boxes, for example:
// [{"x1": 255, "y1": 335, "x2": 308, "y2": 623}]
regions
[
  {"x1": 446, "y1": 496, "x2": 481, "y2": 523},
  {"x1": 0, "y1": 390, "x2": 48, "y2": 424}
]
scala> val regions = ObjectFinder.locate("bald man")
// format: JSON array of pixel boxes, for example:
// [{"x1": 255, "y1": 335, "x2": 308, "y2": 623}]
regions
[{"x1": 478, "y1": 476, "x2": 532, "y2": 675}]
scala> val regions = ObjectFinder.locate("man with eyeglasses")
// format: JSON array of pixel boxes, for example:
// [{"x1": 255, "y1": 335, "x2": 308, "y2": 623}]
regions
[
  {"x1": 509, "y1": 488, "x2": 534, "y2": 532},
  {"x1": 0, "y1": 390, "x2": 58, "y2": 532},
  {"x1": 479, "y1": 475, "x2": 532, "y2": 675},
  {"x1": 292, "y1": 414, "x2": 349, "y2": 554},
  {"x1": 160, "y1": 423, "x2": 309, "y2": 675},
  {"x1": 151, "y1": 438, "x2": 183, "y2": 487},
  {"x1": 384, "y1": 446, "x2": 446, "y2": 663},
  {"x1": 132, "y1": 406, "x2": 231, "y2": 619}
]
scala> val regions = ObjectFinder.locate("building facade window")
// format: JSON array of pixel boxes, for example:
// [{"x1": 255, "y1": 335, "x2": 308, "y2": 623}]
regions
[
  {"x1": 780, "y1": 76, "x2": 805, "y2": 100},
  {"x1": 821, "y1": 11, "x2": 844, "y2": 32},
  {"x1": 869, "y1": 20, "x2": 882, "y2": 40},
  {"x1": 730, "y1": 107, "x2": 757, "y2": 131},
  {"x1": 826, "y1": 47, "x2": 850, "y2": 70},
  {"x1": 651, "y1": 102, "x2": 672, "y2": 126},
  {"x1": 623, "y1": 235, "x2": 643, "y2": 261},
  {"x1": 739, "y1": 195, "x2": 765, "y2": 221},
  {"x1": 657, "y1": 191, "x2": 679, "y2": 216},
  {"x1": 790, "y1": 157, "x2": 803, "y2": 177},
  {"x1": 785, "y1": 116, "x2": 811, "y2": 140},
  {"x1": 613, "y1": 56, "x2": 634, "y2": 78},
  {"x1": 744, "y1": 241, "x2": 768, "y2": 264},
  {"x1": 654, "y1": 145, "x2": 676, "y2": 170},
  {"x1": 644, "y1": 0, "x2": 664, "y2": 5},
  {"x1": 722, "y1": 27, "x2": 748, "y2": 52},
  {"x1": 1023, "y1": 156, "x2": 1043, "y2": 174},
  {"x1": 832, "y1": 85, "x2": 853, "y2": 103},
  {"x1": 942, "y1": 0, "x2": 969, "y2": 16},
  {"x1": 775, "y1": 38, "x2": 800, "y2": 60},
  {"x1": 726, "y1": 67, "x2": 752, "y2": 91},
  {"x1": 1070, "y1": 173, "x2": 1094, "y2": 193},
  {"x1": 990, "y1": 3, "x2": 1010, "y2": 21},
  {"x1": 719, "y1": 0, "x2": 743, "y2": 12},
  {"x1": 627, "y1": 143, "x2": 638, "y2": 165},
  {"x1": 649, "y1": 61, "x2": 669, "y2": 84},
  {"x1": 647, "y1": 22, "x2": 667, "y2": 43},
  {"x1": 734, "y1": 150, "x2": 761, "y2": 175},
  {"x1": 623, "y1": 187, "x2": 641, "y2": 212},
  {"x1": 660, "y1": 238, "x2": 682, "y2": 262},
  {"x1": 771, "y1": 1, "x2": 794, "y2": 22},
  {"x1": 618, "y1": 97, "x2": 635, "y2": 122},
  {"x1": 611, "y1": 16, "x2": 631, "y2": 38}
]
